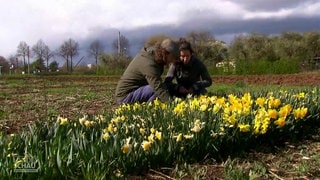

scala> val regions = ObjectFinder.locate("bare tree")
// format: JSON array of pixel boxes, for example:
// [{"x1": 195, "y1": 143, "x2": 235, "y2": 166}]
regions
[
  {"x1": 88, "y1": 40, "x2": 105, "y2": 68},
  {"x1": 17, "y1": 41, "x2": 29, "y2": 73},
  {"x1": 43, "y1": 45, "x2": 54, "y2": 72},
  {"x1": 112, "y1": 33, "x2": 130, "y2": 56},
  {"x1": 58, "y1": 38, "x2": 79, "y2": 72},
  {"x1": 32, "y1": 39, "x2": 48, "y2": 72},
  {"x1": 57, "y1": 42, "x2": 70, "y2": 71}
]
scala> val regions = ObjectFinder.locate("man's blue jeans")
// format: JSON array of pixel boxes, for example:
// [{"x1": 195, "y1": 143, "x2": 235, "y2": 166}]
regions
[{"x1": 118, "y1": 85, "x2": 156, "y2": 105}]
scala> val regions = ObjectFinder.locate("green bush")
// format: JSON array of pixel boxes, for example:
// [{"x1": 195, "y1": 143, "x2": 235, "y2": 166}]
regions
[{"x1": 234, "y1": 59, "x2": 300, "y2": 75}]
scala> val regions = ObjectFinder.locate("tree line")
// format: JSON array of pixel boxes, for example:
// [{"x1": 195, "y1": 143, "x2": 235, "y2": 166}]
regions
[
  {"x1": 0, "y1": 33, "x2": 130, "y2": 75},
  {"x1": 0, "y1": 30, "x2": 319, "y2": 75}
]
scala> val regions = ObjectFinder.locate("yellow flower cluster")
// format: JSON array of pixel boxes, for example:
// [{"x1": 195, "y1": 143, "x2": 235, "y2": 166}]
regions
[{"x1": 107, "y1": 90, "x2": 311, "y2": 157}]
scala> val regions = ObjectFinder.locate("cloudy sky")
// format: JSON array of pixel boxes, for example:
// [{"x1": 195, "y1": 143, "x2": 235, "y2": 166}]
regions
[{"x1": 1, "y1": 0, "x2": 320, "y2": 62}]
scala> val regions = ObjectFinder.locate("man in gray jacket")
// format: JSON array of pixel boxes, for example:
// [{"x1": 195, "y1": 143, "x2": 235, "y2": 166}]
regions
[{"x1": 115, "y1": 38, "x2": 179, "y2": 105}]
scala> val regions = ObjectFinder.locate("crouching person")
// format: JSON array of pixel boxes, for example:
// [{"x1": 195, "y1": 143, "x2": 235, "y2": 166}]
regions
[{"x1": 115, "y1": 38, "x2": 179, "y2": 105}]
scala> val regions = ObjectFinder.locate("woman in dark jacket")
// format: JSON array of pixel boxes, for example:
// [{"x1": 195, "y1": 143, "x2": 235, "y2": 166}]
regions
[{"x1": 165, "y1": 38, "x2": 212, "y2": 98}]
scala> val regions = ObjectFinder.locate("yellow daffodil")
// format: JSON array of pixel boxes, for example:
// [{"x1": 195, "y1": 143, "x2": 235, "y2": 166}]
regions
[
  {"x1": 268, "y1": 109, "x2": 278, "y2": 119},
  {"x1": 141, "y1": 141, "x2": 151, "y2": 151},
  {"x1": 268, "y1": 97, "x2": 281, "y2": 108},
  {"x1": 238, "y1": 124, "x2": 250, "y2": 132},
  {"x1": 200, "y1": 104, "x2": 208, "y2": 111},
  {"x1": 153, "y1": 98, "x2": 160, "y2": 106},
  {"x1": 102, "y1": 133, "x2": 110, "y2": 141},
  {"x1": 155, "y1": 131, "x2": 162, "y2": 141},
  {"x1": 79, "y1": 116, "x2": 86, "y2": 125},
  {"x1": 150, "y1": 128, "x2": 155, "y2": 134},
  {"x1": 58, "y1": 116, "x2": 68, "y2": 125},
  {"x1": 293, "y1": 107, "x2": 308, "y2": 120},
  {"x1": 107, "y1": 123, "x2": 114, "y2": 132},
  {"x1": 294, "y1": 92, "x2": 306, "y2": 99},
  {"x1": 84, "y1": 120, "x2": 95, "y2": 128},
  {"x1": 176, "y1": 133, "x2": 183, "y2": 142},
  {"x1": 274, "y1": 117, "x2": 286, "y2": 128},
  {"x1": 148, "y1": 134, "x2": 154, "y2": 142},
  {"x1": 255, "y1": 97, "x2": 266, "y2": 107},
  {"x1": 139, "y1": 128, "x2": 145, "y2": 135},
  {"x1": 173, "y1": 101, "x2": 187, "y2": 115},
  {"x1": 122, "y1": 144, "x2": 130, "y2": 154},
  {"x1": 160, "y1": 103, "x2": 167, "y2": 110},
  {"x1": 213, "y1": 104, "x2": 221, "y2": 114},
  {"x1": 279, "y1": 104, "x2": 292, "y2": 118},
  {"x1": 111, "y1": 116, "x2": 120, "y2": 124}
]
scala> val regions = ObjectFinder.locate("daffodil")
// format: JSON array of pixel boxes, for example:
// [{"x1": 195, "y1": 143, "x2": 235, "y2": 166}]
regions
[
  {"x1": 150, "y1": 128, "x2": 155, "y2": 134},
  {"x1": 294, "y1": 92, "x2": 306, "y2": 99},
  {"x1": 191, "y1": 119, "x2": 205, "y2": 133},
  {"x1": 279, "y1": 104, "x2": 292, "y2": 118},
  {"x1": 274, "y1": 117, "x2": 286, "y2": 128},
  {"x1": 139, "y1": 128, "x2": 145, "y2": 135},
  {"x1": 107, "y1": 123, "x2": 114, "y2": 133},
  {"x1": 200, "y1": 104, "x2": 208, "y2": 111},
  {"x1": 255, "y1": 97, "x2": 266, "y2": 107},
  {"x1": 58, "y1": 116, "x2": 68, "y2": 125},
  {"x1": 141, "y1": 140, "x2": 151, "y2": 151},
  {"x1": 122, "y1": 144, "x2": 130, "y2": 154},
  {"x1": 238, "y1": 124, "x2": 250, "y2": 132},
  {"x1": 268, "y1": 109, "x2": 278, "y2": 119},
  {"x1": 95, "y1": 115, "x2": 105, "y2": 123},
  {"x1": 79, "y1": 116, "x2": 86, "y2": 125},
  {"x1": 184, "y1": 134, "x2": 194, "y2": 139},
  {"x1": 176, "y1": 133, "x2": 183, "y2": 142},
  {"x1": 102, "y1": 132, "x2": 110, "y2": 141},
  {"x1": 84, "y1": 120, "x2": 95, "y2": 128},
  {"x1": 293, "y1": 107, "x2": 308, "y2": 120},
  {"x1": 191, "y1": 125, "x2": 201, "y2": 133},
  {"x1": 268, "y1": 97, "x2": 281, "y2": 108},
  {"x1": 148, "y1": 134, "x2": 154, "y2": 142},
  {"x1": 213, "y1": 104, "x2": 221, "y2": 114},
  {"x1": 155, "y1": 131, "x2": 162, "y2": 141}
]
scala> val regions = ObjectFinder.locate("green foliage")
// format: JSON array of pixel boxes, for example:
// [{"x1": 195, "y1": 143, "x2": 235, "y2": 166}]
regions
[
  {"x1": 48, "y1": 61, "x2": 59, "y2": 72},
  {"x1": 224, "y1": 159, "x2": 249, "y2": 180},
  {"x1": 228, "y1": 31, "x2": 320, "y2": 74},
  {"x1": 234, "y1": 58, "x2": 299, "y2": 75},
  {"x1": 97, "y1": 54, "x2": 130, "y2": 75}
]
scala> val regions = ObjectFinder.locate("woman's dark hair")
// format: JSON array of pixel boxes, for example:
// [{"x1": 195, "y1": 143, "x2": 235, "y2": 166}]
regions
[{"x1": 179, "y1": 38, "x2": 194, "y2": 54}]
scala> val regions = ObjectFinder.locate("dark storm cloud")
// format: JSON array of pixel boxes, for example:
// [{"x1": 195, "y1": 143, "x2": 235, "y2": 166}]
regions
[
  {"x1": 227, "y1": 0, "x2": 317, "y2": 11},
  {"x1": 81, "y1": 14, "x2": 320, "y2": 63}
]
